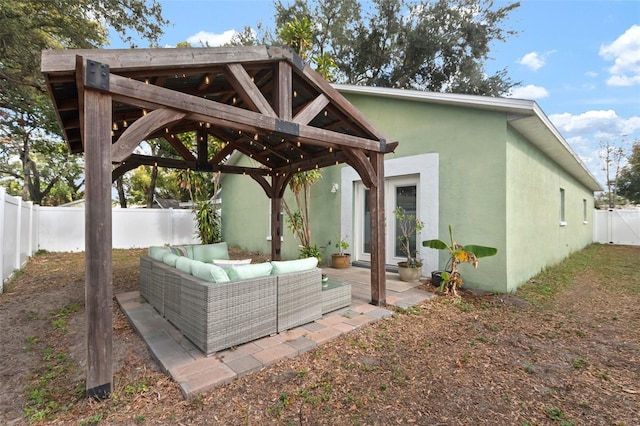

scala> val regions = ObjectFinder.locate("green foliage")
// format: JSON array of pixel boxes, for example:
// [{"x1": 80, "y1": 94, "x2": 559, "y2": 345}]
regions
[
  {"x1": 422, "y1": 225, "x2": 497, "y2": 296},
  {"x1": 0, "y1": 0, "x2": 168, "y2": 204},
  {"x1": 274, "y1": 0, "x2": 520, "y2": 95},
  {"x1": 299, "y1": 244, "x2": 322, "y2": 263},
  {"x1": 395, "y1": 206, "x2": 424, "y2": 266},
  {"x1": 194, "y1": 201, "x2": 222, "y2": 244},
  {"x1": 283, "y1": 170, "x2": 322, "y2": 251},
  {"x1": 618, "y1": 141, "x2": 640, "y2": 203},
  {"x1": 335, "y1": 238, "x2": 349, "y2": 256}
]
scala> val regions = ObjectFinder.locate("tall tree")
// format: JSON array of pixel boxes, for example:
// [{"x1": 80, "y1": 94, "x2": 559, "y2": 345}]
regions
[
  {"x1": 599, "y1": 140, "x2": 627, "y2": 208},
  {"x1": 618, "y1": 141, "x2": 640, "y2": 204},
  {"x1": 0, "y1": 0, "x2": 168, "y2": 203},
  {"x1": 274, "y1": 0, "x2": 520, "y2": 95}
]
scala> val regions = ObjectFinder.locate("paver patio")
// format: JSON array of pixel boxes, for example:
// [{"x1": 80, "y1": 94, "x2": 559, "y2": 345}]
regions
[{"x1": 116, "y1": 267, "x2": 435, "y2": 399}]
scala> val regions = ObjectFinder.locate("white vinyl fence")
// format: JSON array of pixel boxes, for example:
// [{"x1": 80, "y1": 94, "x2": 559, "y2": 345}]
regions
[
  {"x1": 1, "y1": 187, "x2": 199, "y2": 291},
  {"x1": 594, "y1": 209, "x2": 640, "y2": 246}
]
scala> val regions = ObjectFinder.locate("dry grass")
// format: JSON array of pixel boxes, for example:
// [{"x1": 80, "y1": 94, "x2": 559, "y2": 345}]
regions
[{"x1": 0, "y1": 244, "x2": 638, "y2": 425}]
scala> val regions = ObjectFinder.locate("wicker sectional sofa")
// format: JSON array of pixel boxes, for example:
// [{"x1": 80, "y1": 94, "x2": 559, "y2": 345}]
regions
[{"x1": 139, "y1": 243, "x2": 335, "y2": 355}]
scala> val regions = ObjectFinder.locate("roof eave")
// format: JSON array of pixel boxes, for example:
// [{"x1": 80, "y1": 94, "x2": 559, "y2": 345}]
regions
[{"x1": 334, "y1": 84, "x2": 603, "y2": 192}]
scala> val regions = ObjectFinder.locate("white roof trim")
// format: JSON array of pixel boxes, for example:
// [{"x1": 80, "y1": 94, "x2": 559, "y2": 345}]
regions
[{"x1": 334, "y1": 84, "x2": 602, "y2": 192}]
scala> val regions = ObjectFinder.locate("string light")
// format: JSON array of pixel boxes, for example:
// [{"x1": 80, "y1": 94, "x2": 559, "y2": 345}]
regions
[{"x1": 112, "y1": 122, "x2": 118, "y2": 131}]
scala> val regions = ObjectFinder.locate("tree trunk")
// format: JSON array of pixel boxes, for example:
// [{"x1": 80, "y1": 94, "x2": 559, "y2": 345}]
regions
[
  {"x1": 116, "y1": 176, "x2": 127, "y2": 208},
  {"x1": 146, "y1": 165, "x2": 158, "y2": 208}
]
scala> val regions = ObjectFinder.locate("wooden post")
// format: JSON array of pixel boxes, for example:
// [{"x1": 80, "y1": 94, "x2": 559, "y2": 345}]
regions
[
  {"x1": 270, "y1": 196, "x2": 282, "y2": 261},
  {"x1": 370, "y1": 152, "x2": 386, "y2": 305},
  {"x1": 83, "y1": 86, "x2": 113, "y2": 399}
]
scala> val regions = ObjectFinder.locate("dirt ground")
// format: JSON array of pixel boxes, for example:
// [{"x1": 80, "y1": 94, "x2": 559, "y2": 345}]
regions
[{"x1": 0, "y1": 244, "x2": 638, "y2": 425}]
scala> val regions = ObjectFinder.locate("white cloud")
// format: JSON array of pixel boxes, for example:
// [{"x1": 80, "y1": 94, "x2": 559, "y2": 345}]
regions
[
  {"x1": 517, "y1": 50, "x2": 555, "y2": 71},
  {"x1": 599, "y1": 25, "x2": 640, "y2": 87},
  {"x1": 186, "y1": 30, "x2": 238, "y2": 47},
  {"x1": 507, "y1": 84, "x2": 549, "y2": 100},
  {"x1": 585, "y1": 71, "x2": 598, "y2": 78}
]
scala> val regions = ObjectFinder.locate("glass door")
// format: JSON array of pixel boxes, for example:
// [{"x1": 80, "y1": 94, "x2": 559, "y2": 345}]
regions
[{"x1": 354, "y1": 176, "x2": 419, "y2": 266}]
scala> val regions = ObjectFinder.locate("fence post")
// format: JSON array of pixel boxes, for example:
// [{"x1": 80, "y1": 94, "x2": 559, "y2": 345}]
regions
[
  {"x1": 15, "y1": 197, "x2": 22, "y2": 270},
  {"x1": 27, "y1": 201, "x2": 34, "y2": 257},
  {"x1": 168, "y1": 208, "x2": 174, "y2": 245}
]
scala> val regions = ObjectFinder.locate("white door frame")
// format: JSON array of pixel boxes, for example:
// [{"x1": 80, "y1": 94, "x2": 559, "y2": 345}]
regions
[
  {"x1": 354, "y1": 176, "x2": 421, "y2": 265},
  {"x1": 341, "y1": 153, "x2": 439, "y2": 275}
]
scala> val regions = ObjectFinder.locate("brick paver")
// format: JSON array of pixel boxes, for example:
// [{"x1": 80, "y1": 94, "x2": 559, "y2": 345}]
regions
[{"x1": 116, "y1": 268, "x2": 434, "y2": 400}]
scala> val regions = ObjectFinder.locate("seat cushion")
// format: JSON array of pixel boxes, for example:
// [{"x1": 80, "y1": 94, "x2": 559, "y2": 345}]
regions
[
  {"x1": 270, "y1": 257, "x2": 318, "y2": 275},
  {"x1": 227, "y1": 262, "x2": 273, "y2": 281},
  {"x1": 175, "y1": 256, "x2": 195, "y2": 274},
  {"x1": 192, "y1": 242, "x2": 229, "y2": 263},
  {"x1": 148, "y1": 246, "x2": 170, "y2": 261},
  {"x1": 191, "y1": 261, "x2": 230, "y2": 283}
]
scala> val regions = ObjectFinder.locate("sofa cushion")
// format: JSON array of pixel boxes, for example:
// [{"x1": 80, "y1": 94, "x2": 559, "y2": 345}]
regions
[
  {"x1": 192, "y1": 242, "x2": 229, "y2": 263},
  {"x1": 227, "y1": 262, "x2": 273, "y2": 281},
  {"x1": 175, "y1": 256, "x2": 195, "y2": 274},
  {"x1": 148, "y1": 246, "x2": 170, "y2": 261},
  {"x1": 191, "y1": 261, "x2": 230, "y2": 283},
  {"x1": 213, "y1": 258, "x2": 252, "y2": 269},
  {"x1": 162, "y1": 252, "x2": 180, "y2": 267},
  {"x1": 270, "y1": 257, "x2": 319, "y2": 275}
]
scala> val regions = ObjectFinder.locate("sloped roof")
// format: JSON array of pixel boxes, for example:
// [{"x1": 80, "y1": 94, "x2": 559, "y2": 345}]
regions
[
  {"x1": 41, "y1": 46, "x2": 395, "y2": 179},
  {"x1": 335, "y1": 85, "x2": 602, "y2": 192}
]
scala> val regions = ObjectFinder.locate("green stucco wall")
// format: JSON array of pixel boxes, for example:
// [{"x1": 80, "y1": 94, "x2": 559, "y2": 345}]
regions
[
  {"x1": 343, "y1": 93, "x2": 508, "y2": 292},
  {"x1": 505, "y1": 128, "x2": 595, "y2": 291},
  {"x1": 221, "y1": 156, "x2": 344, "y2": 263},
  {"x1": 220, "y1": 90, "x2": 595, "y2": 293}
]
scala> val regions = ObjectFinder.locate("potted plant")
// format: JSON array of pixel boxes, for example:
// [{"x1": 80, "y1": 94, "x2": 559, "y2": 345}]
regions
[
  {"x1": 422, "y1": 225, "x2": 497, "y2": 297},
  {"x1": 331, "y1": 238, "x2": 351, "y2": 269},
  {"x1": 395, "y1": 206, "x2": 424, "y2": 282}
]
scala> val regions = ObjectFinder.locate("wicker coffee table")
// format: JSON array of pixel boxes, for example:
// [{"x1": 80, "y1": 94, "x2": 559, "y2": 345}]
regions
[{"x1": 321, "y1": 278, "x2": 351, "y2": 314}]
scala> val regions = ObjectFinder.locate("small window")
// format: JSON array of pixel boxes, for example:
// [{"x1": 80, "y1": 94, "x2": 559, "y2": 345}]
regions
[
  {"x1": 559, "y1": 188, "x2": 566, "y2": 226},
  {"x1": 583, "y1": 199, "x2": 588, "y2": 224}
]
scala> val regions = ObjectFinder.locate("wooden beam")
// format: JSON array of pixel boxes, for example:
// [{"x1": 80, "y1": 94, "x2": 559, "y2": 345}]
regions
[
  {"x1": 111, "y1": 108, "x2": 187, "y2": 162},
  {"x1": 83, "y1": 87, "x2": 113, "y2": 399},
  {"x1": 293, "y1": 94, "x2": 329, "y2": 125},
  {"x1": 226, "y1": 63, "x2": 277, "y2": 117},
  {"x1": 104, "y1": 73, "x2": 388, "y2": 153},
  {"x1": 275, "y1": 61, "x2": 292, "y2": 120},
  {"x1": 111, "y1": 159, "x2": 141, "y2": 182},
  {"x1": 197, "y1": 128, "x2": 209, "y2": 169},
  {"x1": 370, "y1": 152, "x2": 386, "y2": 306},
  {"x1": 164, "y1": 133, "x2": 197, "y2": 162},
  {"x1": 302, "y1": 64, "x2": 388, "y2": 141},
  {"x1": 343, "y1": 147, "x2": 375, "y2": 189},
  {"x1": 41, "y1": 46, "x2": 279, "y2": 74}
]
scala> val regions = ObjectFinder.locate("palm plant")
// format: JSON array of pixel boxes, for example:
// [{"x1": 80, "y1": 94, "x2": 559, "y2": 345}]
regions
[{"x1": 422, "y1": 225, "x2": 497, "y2": 297}]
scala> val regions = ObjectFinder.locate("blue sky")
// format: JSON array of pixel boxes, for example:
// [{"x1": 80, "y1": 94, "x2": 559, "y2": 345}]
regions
[{"x1": 109, "y1": 0, "x2": 640, "y2": 188}]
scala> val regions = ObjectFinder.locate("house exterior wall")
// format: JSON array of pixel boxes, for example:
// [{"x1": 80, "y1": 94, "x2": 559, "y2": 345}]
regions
[
  {"x1": 343, "y1": 93, "x2": 508, "y2": 292},
  {"x1": 220, "y1": 91, "x2": 596, "y2": 293},
  {"x1": 505, "y1": 128, "x2": 595, "y2": 291},
  {"x1": 222, "y1": 156, "x2": 344, "y2": 262}
]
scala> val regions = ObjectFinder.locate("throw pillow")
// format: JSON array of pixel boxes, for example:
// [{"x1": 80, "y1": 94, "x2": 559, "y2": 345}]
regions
[
  {"x1": 212, "y1": 258, "x2": 252, "y2": 269},
  {"x1": 169, "y1": 245, "x2": 189, "y2": 257}
]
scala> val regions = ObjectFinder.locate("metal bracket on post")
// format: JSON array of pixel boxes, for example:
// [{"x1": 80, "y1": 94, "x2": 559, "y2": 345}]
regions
[{"x1": 85, "y1": 60, "x2": 109, "y2": 90}]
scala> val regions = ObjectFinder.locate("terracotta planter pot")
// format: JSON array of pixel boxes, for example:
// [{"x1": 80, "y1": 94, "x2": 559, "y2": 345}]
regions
[{"x1": 331, "y1": 254, "x2": 351, "y2": 269}]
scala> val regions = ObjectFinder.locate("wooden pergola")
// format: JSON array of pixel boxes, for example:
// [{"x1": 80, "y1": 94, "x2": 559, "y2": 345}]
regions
[{"x1": 41, "y1": 45, "x2": 396, "y2": 399}]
